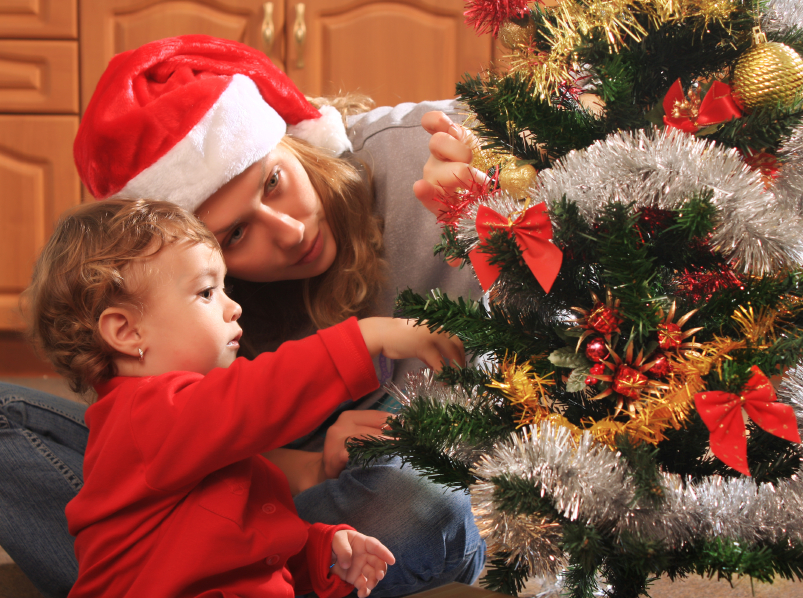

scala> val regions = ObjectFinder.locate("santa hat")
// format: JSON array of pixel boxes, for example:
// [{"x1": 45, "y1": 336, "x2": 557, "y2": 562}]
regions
[{"x1": 74, "y1": 35, "x2": 352, "y2": 212}]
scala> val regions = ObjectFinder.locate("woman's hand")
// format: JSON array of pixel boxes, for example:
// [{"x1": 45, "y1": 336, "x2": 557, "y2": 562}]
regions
[
  {"x1": 357, "y1": 317, "x2": 465, "y2": 373},
  {"x1": 413, "y1": 111, "x2": 490, "y2": 218},
  {"x1": 322, "y1": 410, "x2": 392, "y2": 479},
  {"x1": 331, "y1": 530, "x2": 396, "y2": 598}
]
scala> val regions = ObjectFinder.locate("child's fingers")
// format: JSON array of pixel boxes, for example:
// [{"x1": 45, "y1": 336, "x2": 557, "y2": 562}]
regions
[
  {"x1": 435, "y1": 332, "x2": 465, "y2": 368},
  {"x1": 331, "y1": 530, "x2": 353, "y2": 570},
  {"x1": 365, "y1": 535, "x2": 396, "y2": 566}
]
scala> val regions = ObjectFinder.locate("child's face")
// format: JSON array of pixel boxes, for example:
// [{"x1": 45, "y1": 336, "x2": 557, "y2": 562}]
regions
[
  {"x1": 195, "y1": 141, "x2": 337, "y2": 283},
  {"x1": 137, "y1": 241, "x2": 243, "y2": 376}
]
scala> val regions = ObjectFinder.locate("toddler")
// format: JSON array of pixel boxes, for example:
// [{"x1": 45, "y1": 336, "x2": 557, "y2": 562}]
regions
[{"x1": 25, "y1": 198, "x2": 464, "y2": 598}]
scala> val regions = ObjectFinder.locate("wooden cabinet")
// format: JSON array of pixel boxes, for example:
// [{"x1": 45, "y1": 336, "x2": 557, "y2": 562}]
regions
[
  {"x1": 0, "y1": 1, "x2": 81, "y2": 340},
  {"x1": 80, "y1": 0, "x2": 494, "y2": 110}
]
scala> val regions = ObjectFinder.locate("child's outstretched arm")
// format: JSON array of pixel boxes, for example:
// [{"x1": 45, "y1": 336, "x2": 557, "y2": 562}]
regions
[
  {"x1": 413, "y1": 110, "x2": 490, "y2": 218},
  {"x1": 357, "y1": 317, "x2": 465, "y2": 373},
  {"x1": 331, "y1": 530, "x2": 396, "y2": 598}
]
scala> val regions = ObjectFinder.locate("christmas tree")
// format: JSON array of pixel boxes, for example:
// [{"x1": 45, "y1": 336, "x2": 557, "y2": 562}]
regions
[{"x1": 350, "y1": 0, "x2": 803, "y2": 597}]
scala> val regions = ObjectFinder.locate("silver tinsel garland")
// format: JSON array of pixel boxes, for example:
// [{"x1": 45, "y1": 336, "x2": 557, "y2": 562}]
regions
[
  {"x1": 390, "y1": 372, "x2": 803, "y2": 575},
  {"x1": 763, "y1": 0, "x2": 803, "y2": 33},
  {"x1": 470, "y1": 421, "x2": 803, "y2": 574},
  {"x1": 454, "y1": 128, "x2": 803, "y2": 275}
]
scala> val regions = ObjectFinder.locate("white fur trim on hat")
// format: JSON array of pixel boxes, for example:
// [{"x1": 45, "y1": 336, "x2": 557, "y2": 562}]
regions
[
  {"x1": 112, "y1": 74, "x2": 285, "y2": 213},
  {"x1": 288, "y1": 104, "x2": 353, "y2": 155}
]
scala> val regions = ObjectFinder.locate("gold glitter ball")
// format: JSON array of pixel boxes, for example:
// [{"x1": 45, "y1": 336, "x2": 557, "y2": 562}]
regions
[
  {"x1": 499, "y1": 163, "x2": 537, "y2": 199},
  {"x1": 498, "y1": 18, "x2": 536, "y2": 49},
  {"x1": 731, "y1": 42, "x2": 803, "y2": 110}
]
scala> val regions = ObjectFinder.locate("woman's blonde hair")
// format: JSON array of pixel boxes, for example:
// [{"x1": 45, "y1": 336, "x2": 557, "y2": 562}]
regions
[
  {"x1": 231, "y1": 95, "x2": 387, "y2": 353},
  {"x1": 24, "y1": 199, "x2": 219, "y2": 396}
]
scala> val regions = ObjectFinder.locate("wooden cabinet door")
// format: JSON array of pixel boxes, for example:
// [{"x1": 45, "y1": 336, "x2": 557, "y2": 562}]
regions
[
  {"x1": 0, "y1": 40, "x2": 79, "y2": 113},
  {"x1": 284, "y1": 0, "x2": 493, "y2": 106},
  {"x1": 0, "y1": 0, "x2": 77, "y2": 39},
  {"x1": 0, "y1": 115, "x2": 80, "y2": 330},
  {"x1": 80, "y1": 0, "x2": 281, "y2": 113}
]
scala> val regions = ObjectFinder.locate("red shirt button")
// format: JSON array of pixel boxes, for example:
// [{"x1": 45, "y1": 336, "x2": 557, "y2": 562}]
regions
[
  {"x1": 266, "y1": 554, "x2": 280, "y2": 566},
  {"x1": 262, "y1": 503, "x2": 276, "y2": 514}
]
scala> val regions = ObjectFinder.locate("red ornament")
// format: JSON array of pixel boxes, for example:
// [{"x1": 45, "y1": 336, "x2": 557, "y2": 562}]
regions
[
  {"x1": 469, "y1": 203, "x2": 563, "y2": 294},
  {"x1": 695, "y1": 366, "x2": 802, "y2": 476},
  {"x1": 612, "y1": 365, "x2": 648, "y2": 400},
  {"x1": 662, "y1": 79, "x2": 742, "y2": 133},
  {"x1": 464, "y1": 0, "x2": 531, "y2": 36},
  {"x1": 587, "y1": 302, "x2": 623, "y2": 335},
  {"x1": 657, "y1": 322, "x2": 683, "y2": 349},
  {"x1": 585, "y1": 363, "x2": 606, "y2": 386},
  {"x1": 637, "y1": 207, "x2": 674, "y2": 239},
  {"x1": 585, "y1": 337, "x2": 609, "y2": 362},
  {"x1": 647, "y1": 352, "x2": 672, "y2": 378}
]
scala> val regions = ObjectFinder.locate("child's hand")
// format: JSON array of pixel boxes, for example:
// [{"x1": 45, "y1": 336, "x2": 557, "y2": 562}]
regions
[
  {"x1": 322, "y1": 410, "x2": 391, "y2": 479},
  {"x1": 331, "y1": 530, "x2": 395, "y2": 598},
  {"x1": 413, "y1": 110, "x2": 490, "y2": 217},
  {"x1": 357, "y1": 318, "x2": 465, "y2": 373}
]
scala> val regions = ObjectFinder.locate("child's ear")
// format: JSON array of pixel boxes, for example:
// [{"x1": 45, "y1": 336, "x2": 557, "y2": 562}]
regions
[{"x1": 98, "y1": 306, "x2": 142, "y2": 359}]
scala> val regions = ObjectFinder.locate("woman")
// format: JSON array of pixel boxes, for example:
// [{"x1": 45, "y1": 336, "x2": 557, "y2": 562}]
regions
[{"x1": 0, "y1": 35, "x2": 484, "y2": 598}]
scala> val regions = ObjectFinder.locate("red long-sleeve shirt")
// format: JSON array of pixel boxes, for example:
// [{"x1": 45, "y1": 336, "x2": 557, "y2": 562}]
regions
[{"x1": 66, "y1": 318, "x2": 379, "y2": 598}]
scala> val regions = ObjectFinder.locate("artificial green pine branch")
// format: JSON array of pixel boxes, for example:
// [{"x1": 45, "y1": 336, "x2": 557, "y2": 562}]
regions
[
  {"x1": 481, "y1": 552, "x2": 531, "y2": 596},
  {"x1": 615, "y1": 437, "x2": 665, "y2": 508},
  {"x1": 396, "y1": 288, "x2": 554, "y2": 359}
]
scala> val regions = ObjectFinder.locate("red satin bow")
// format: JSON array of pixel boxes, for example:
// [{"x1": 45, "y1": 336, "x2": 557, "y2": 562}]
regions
[
  {"x1": 468, "y1": 203, "x2": 563, "y2": 293},
  {"x1": 663, "y1": 79, "x2": 742, "y2": 133},
  {"x1": 694, "y1": 366, "x2": 801, "y2": 476}
]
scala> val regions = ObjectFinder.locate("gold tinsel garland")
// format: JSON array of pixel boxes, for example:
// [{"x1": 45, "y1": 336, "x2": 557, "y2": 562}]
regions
[
  {"x1": 502, "y1": 0, "x2": 741, "y2": 101},
  {"x1": 490, "y1": 300, "x2": 798, "y2": 448}
]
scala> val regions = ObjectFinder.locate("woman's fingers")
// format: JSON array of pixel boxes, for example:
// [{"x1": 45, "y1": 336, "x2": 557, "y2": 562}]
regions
[{"x1": 420, "y1": 110, "x2": 455, "y2": 135}]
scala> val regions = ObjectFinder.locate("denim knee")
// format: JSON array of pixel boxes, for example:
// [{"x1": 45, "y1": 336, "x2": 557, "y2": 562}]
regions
[{"x1": 295, "y1": 457, "x2": 486, "y2": 597}]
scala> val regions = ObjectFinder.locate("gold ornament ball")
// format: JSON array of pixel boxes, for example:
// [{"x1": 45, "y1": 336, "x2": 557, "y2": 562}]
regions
[
  {"x1": 498, "y1": 19, "x2": 536, "y2": 49},
  {"x1": 731, "y1": 42, "x2": 803, "y2": 110},
  {"x1": 499, "y1": 164, "x2": 537, "y2": 199}
]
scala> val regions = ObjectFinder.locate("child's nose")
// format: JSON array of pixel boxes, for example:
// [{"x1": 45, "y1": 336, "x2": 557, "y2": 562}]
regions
[{"x1": 229, "y1": 299, "x2": 242, "y2": 322}]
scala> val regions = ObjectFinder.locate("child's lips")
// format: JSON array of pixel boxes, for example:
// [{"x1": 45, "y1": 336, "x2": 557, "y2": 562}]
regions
[{"x1": 228, "y1": 331, "x2": 242, "y2": 347}]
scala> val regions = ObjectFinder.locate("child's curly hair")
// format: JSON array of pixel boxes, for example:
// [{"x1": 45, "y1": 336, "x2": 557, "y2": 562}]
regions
[{"x1": 24, "y1": 199, "x2": 219, "y2": 397}]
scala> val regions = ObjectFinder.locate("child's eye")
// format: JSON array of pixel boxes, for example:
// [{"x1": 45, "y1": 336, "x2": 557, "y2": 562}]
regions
[{"x1": 199, "y1": 287, "x2": 214, "y2": 300}]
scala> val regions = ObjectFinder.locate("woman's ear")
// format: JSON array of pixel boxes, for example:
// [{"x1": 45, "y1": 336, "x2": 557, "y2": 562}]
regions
[{"x1": 98, "y1": 306, "x2": 142, "y2": 359}]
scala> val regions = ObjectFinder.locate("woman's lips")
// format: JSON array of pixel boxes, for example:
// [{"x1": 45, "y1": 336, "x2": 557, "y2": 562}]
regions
[{"x1": 296, "y1": 231, "x2": 323, "y2": 265}]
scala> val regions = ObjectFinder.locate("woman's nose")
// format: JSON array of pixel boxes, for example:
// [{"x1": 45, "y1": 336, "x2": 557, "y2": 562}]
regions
[{"x1": 259, "y1": 207, "x2": 305, "y2": 249}]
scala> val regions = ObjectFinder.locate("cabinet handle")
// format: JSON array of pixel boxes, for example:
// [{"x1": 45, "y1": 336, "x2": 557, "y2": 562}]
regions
[
  {"x1": 294, "y1": 3, "x2": 306, "y2": 69},
  {"x1": 262, "y1": 2, "x2": 275, "y2": 55}
]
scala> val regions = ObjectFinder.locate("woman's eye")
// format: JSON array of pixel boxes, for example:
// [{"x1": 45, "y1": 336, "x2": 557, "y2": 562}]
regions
[
  {"x1": 265, "y1": 168, "x2": 281, "y2": 194},
  {"x1": 225, "y1": 225, "x2": 246, "y2": 248}
]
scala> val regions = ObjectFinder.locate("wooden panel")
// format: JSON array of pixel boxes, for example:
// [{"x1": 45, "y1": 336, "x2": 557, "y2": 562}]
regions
[
  {"x1": 80, "y1": 0, "x2": 282, "y2": 113},
  {"x1": 0, "y1": 331, "x2": 58, "y2": 376},
  {"x1": 0, "y1": 0, "x2": 77, "y2": 39},
  {"x1": 286, "y1": 0, "x2": 492, "y2": 106},
  {"x1": 0, "y1": 40, "x2": 79, "y2": 113},
  {"x1": 0, "y1": 115, "x2": 80, "y2": 330}
]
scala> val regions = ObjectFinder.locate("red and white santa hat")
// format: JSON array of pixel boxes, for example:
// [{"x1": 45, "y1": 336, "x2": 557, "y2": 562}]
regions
[{"x1": 74, "y1": 35, "x2": 352, "y2": 213}]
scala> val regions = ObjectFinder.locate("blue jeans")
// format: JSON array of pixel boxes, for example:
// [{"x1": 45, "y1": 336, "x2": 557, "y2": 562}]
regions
[{"x1": 0, "y1": 383, "x2": 485, "y2": 597}]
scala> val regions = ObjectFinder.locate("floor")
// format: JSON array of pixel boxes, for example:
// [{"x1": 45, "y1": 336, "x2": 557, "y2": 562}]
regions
[{"x1": 1, "y1": 376, "x2": 802, "y2": 597}]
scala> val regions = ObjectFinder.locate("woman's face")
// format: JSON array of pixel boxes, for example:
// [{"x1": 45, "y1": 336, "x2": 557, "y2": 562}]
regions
[{"x1": 195, "y1": 142, "x2": 337, "y2": 282}]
